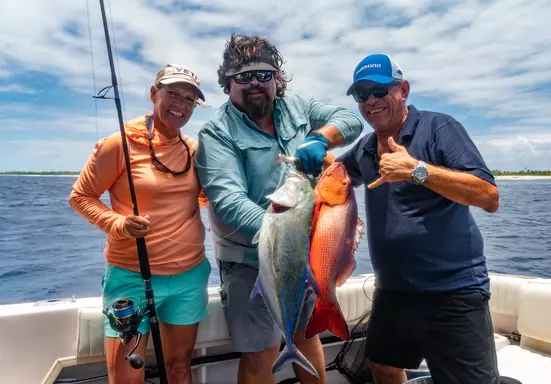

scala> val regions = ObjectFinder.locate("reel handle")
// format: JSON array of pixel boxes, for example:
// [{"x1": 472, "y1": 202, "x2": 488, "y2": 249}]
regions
[
  {"x1": 102, "y1": 298, "x2": 148, "y2": 370},
  {"x1": 125, "y1": 332, "x2": 145, "y2": 369}
]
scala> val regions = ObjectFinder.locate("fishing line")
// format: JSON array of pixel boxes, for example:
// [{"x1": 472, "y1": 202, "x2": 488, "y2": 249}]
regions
[
  {"x1": 107, "y1": 0, "x2": 128, "y2": 124},
  {"x1": 145, "y1": 161, "x2": 294, "y2": 246},
  {"x1": 85, "y1": 0, "x2": 106, "y2": 261},
  {"x1": 89, "y1": 1, "x2": 170, "y2": 381},
  {"x1": 85, "y1": 1, "x2": 98, "y2": 133},
  {"x1": 86, "y1": 0, "x2": 300, "y2": 248},
  {"x1": 84, "y1": 0, "x2": 298, "y2": 248},
  {"x1": 84, "y1": 1, "x2": 327, "y2": 251}
]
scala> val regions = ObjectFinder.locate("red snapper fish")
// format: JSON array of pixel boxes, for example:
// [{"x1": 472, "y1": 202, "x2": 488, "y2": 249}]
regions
[{"x1": 305, "y1": 161, "x2": 365, "y2": 341}]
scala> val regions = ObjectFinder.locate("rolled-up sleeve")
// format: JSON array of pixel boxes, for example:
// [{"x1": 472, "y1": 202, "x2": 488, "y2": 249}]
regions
[
  {"x1": 433, "y1": 121, "x2": 496, "y2": 186},
  {"x1": 306, "y1": 98, "x2": 364, "y2": 145},
  {"x1": 195, "y1": 123, "x2": 265, "y2": 241}
]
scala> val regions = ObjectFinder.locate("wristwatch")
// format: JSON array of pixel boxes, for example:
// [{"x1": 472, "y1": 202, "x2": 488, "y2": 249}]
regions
[{"x1": 412, "y1": 161, "x2": 429, "y2": 184}]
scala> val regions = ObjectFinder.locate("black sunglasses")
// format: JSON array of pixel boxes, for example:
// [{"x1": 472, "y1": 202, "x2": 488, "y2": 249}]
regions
[
  {"x1": 233, "y1": 70, "x2": 274, "y2": 84},
  {"x1": 352, "y1": 82, "x2": 400, "y2": 103},
  {"x1": 146, "y1": 116, "x2": 191, "y2": 175}
]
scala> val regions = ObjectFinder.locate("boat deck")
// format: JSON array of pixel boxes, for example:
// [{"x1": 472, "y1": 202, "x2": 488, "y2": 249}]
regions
[
  {"x1": 51, "y1": 334, "x2": 550, "y2": 384},
  {"x1": 3, "y1": 273, "x2": 551, "y2": 384},
  {"x1": 53, "y1": 341, "x2": 363, "y2": 384}
]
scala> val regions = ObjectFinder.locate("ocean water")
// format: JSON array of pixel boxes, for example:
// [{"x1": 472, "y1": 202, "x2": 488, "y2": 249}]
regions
[{"x1": 0, "y1": 176, "x2": 550, "y2": 305}]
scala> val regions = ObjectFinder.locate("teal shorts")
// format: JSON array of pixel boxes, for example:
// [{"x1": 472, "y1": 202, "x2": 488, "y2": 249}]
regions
[{"x1": 101, "y1": 258, "x2": 211, "y2": 338}]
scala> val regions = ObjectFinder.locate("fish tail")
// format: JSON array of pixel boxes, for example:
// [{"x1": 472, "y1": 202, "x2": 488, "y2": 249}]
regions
[
  {"x1": 272, "y1": 342, "x2": 319, "y2": 378},
  {"x1": 305, "y1": 301, "x2": 350, "y2": 341}
]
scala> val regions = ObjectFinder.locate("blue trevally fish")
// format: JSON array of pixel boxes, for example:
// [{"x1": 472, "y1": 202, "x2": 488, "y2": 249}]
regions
[{"x1": 251, "y1": 169, "x2": 320, "y2": 377}]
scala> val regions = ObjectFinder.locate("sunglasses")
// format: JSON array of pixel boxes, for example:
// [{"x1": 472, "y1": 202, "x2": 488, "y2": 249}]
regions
[
  {"x1": 146, "y1": 116, "x2": 191, "y2": 175},
  {"x1": 352, "y1": 83, "x2": 400, "y2": 103},
  {"x1": 233, "y1": 70, "x2": 274, "y2": 84}
]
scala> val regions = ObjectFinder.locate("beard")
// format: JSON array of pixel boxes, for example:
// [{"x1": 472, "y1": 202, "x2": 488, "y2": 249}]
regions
[{"x1": 242, "y1": 86, "x2": 274, "y2": 120}]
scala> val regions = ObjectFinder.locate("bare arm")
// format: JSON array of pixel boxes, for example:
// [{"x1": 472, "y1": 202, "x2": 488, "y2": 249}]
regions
[
  {"x1": 425, "y1": 121, "x2": 499, "y2": 213},
  {"x1": 370, "y1": 135, "x2": 499, "y2": 213},
  {"x1": 423, "y1": 164, "x2": 499, "y2": 213},
  {"x1": 317, "y1": 124, "x2": 345, "y2": 149},
  {"x1": 305, "y1": 97, "x2": 363, "y2": 148}
]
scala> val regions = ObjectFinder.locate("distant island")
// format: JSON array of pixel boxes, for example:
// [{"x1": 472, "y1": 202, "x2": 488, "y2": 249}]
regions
[
  {"x1": 1, "y1": 170, "x2": 551, "y2": 176},
  {"x1": 491, "y1": 170, "x2": 551, "y2": 176}
]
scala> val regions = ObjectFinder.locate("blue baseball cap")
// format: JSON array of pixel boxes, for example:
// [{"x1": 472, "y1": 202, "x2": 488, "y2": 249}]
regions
[{"x1": 346, "y1": 53, "x2": 404, "y2": 95}]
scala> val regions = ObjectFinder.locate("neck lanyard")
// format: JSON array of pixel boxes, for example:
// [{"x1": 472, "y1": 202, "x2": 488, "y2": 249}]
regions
[{"x1": 145, "y1": 115, "x2": 191, "y2": 175}]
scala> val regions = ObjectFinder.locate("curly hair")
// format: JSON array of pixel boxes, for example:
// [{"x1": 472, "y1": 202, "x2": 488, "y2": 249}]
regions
[{"x1": 217, "y1": 34, "x2": 291, "y2": 97}]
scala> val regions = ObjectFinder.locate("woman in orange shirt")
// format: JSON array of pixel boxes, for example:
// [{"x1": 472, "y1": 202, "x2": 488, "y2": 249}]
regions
[{"x1": 69, "y1": 63, "x2": 211, "y2": 384}]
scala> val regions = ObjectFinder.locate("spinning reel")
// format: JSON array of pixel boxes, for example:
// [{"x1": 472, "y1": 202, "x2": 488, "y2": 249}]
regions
[{"x1": 102, "y1": 298, "x2": 149, "y2": 369}]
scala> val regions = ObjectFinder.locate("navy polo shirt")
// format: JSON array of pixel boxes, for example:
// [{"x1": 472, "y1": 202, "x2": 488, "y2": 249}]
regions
[{"x1": 336, "y1": 105, "x2": 496, "y2": 294}]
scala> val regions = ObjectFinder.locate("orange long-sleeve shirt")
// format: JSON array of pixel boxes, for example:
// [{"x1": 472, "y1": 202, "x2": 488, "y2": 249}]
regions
[{"x1": 69, "y1": 114, "x2": 206, "y2": 275}]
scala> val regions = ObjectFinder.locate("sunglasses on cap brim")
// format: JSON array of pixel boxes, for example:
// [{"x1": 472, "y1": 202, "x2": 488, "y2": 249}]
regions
[
  {"x1": 351, "y1": 82, "x2": 400, "y2": 103},
  {"x1": 232, "y1": 70, "x2": 274, "y2": 84}
]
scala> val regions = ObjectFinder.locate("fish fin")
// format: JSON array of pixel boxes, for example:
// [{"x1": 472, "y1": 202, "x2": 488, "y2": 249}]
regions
[
  {"x1": 336, "y1": 257, "x2": 357, "y2": 287},
  {"x1": 306, "y1": 266, "x2": 320, "y2": 296},
  {"x1": 250, "y1": 278, "x2": 263, "y2": 301},
  {"x1": 355, "y1": 218, "x2": 366, "y2": 245},
  {"x1": 335, "y1": 217, "x2": 364, "y2": 287},
  {"x1": 309, "y1": 198, "x2": 322, "y2": 239},
  {"x1": 252, "y1": 229, "x2": 261, "y2": 245},
  {"x1": 272, "y1": 342, "x2": 319, "y2": 378},
  {"x1": 305, "y1": 301, "x2": 350, "y2": 341}
]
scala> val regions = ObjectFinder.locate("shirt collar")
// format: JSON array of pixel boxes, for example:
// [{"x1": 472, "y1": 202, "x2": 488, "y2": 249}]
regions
[
  {"x1": 227, "y1": 98, "x2": 253, "y2": 122},
  {"x1": 400, "y1": 105, "x2": 421, "y2": 139}
]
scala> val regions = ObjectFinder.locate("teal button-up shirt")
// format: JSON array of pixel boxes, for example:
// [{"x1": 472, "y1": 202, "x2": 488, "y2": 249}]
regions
[{"x1": 195, "y1": 93, "x2": 363, "y2": 268}]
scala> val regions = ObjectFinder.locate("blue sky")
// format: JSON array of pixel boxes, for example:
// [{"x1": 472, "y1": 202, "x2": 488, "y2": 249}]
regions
[{"x1": 1, "y1": 0, "x2": 550, "y2": 172}]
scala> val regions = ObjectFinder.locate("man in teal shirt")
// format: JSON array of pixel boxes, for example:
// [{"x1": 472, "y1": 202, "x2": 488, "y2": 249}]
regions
[{"x1": 195, "y1": 34, "x2": 363, "y2": 384}]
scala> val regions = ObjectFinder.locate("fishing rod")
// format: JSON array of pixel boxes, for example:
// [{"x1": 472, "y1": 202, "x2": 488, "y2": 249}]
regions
[{"x1": 94, "y1": 0, "x2": 168, "y2": 382}]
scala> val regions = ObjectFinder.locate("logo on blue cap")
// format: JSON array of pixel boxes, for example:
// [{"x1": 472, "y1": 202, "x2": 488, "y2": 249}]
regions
[{"x1": 346, "y1": 54, "x2": 403, "y2": 95}]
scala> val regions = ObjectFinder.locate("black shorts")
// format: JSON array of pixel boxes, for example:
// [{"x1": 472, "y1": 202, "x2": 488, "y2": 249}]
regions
[{"x1": 364, "y1": 288, "x2": 500, "y2": 384}]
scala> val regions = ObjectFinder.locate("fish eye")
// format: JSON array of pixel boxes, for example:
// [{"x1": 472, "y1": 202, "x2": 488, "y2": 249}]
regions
[{"x1": 342, "y1": 180, "x2": 349, "y2": 187}]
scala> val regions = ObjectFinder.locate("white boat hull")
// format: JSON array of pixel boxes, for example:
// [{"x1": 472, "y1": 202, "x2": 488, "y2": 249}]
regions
[{"x1": 1, "y1": 273, "x2": 551, "y2": 383}]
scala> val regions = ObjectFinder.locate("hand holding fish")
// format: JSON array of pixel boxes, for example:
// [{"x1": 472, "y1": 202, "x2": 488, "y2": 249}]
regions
[
  {"x1": 322, "y1": 152, "x2": 337, "y2": 172},
  {"x1": 122, "y1": 214, "x2": 151, "y2": 238},
  {"x1": 368, "y1": 137, "x2": 417, "y2": 189}
]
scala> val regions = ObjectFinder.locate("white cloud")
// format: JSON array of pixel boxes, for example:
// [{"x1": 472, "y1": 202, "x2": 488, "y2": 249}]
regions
[
  {"x1": 0, "y1": 85, "x2": 36, "y2": 94},
  {"x1": 0, "y1": 0, "x2": 550, "y2": 171},
  {"x1": 472, "y1": 132, "x2": 551, "y2": 171}
]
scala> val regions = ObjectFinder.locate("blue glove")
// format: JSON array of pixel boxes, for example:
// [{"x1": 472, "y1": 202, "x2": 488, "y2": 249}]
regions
[{"x1": 295, "y1": 133, "x2": 329, "y2": 175}]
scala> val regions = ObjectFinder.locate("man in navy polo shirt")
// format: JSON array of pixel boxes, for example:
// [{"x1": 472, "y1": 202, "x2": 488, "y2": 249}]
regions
[{"x1": 336, "y1": 54, "x2": 501, "y2": 384}]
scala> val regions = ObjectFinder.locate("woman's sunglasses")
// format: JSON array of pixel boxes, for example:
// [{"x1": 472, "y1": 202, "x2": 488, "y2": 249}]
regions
[
  {"x1": 233, "y1": 70, "x2": 274, "y2": 84},
  {"x1": 352, "y1": 82, "x2": 400, "y2": 103},
  {"x1": 146, "y1": 116, "x2": 191, "y2": 175}
]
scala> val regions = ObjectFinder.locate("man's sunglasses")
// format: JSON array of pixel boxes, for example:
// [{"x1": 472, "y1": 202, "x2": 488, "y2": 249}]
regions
[
  {"x1": 352, "y1": 83, "x2": 400, "y2": 103},
  {"x1": 233, "y1": 70, "x2": 274, "y2": 84}
]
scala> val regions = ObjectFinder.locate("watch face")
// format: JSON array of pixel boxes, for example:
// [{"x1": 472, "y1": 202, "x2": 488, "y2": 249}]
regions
[{"x1": 414, "y1": 166, "x2": 428, "y2": 181}]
